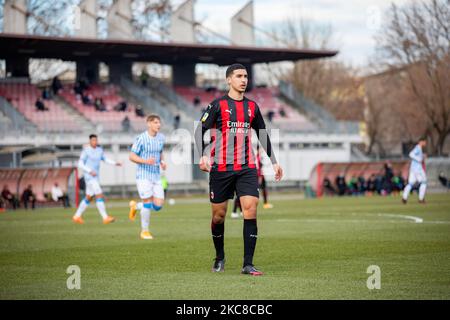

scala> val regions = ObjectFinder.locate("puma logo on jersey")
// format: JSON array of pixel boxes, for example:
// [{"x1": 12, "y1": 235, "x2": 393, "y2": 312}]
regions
[{"x1": 225, "y1": 109, "x2": 232, "y2": 114}]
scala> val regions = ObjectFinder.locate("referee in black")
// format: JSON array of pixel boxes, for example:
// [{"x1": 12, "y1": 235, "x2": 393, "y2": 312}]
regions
[{"x1": 195, "y1": 63, "x2": 283, "y2": 275}]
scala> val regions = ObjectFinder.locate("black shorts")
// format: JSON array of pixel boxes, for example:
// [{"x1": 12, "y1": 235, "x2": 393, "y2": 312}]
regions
[{"x1": 209, "y1": 168, "x2": 259, "y2": 203}]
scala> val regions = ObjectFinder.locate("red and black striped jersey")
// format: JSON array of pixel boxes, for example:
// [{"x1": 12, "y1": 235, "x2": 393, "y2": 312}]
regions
[{"x1": 196, "y1": 94, "x2": 277, "y2": 172}]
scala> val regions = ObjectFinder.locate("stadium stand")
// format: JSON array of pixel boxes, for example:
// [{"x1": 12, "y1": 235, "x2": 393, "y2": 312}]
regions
[
  {"x1": 174, "y1": 86, "x2": 317, "y2": 131},
  {"x1": 0, "y1": 83, "x2": 81, "y2": 132},
  {"x1": 279, "y1": 81, "x2": 359, "y2": 134},
  {"x1": 59, "y1": 83, "x2": 147, "y2": 132}
]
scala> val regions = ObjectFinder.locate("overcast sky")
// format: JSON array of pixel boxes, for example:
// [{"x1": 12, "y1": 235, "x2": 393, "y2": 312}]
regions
[{"x1": 173, "y1": 0, "x2": 411, "y2": 68}]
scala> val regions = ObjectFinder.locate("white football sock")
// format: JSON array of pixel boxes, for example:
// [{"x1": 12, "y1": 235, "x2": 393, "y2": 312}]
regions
[
  {"x1": 140, "y1": 207, "x2": 151, "y2": 231},
  {"x1": 419, "y1": 183, "x2": 427, "y2": 201},
  {"x1": 96, "y1": 199, "x2": 108, "y2": 219},
  {"x1": 402, "y1": 184, "x2": 412, "y2": 200},
  {"x1": 74, "y1": 199, "x2": 89, "y2": 217}
]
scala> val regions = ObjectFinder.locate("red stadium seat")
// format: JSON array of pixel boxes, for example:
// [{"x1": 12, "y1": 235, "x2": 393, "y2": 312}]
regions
[
  {"x1": 0, "y1": 83, "x2": 83, "y2": 132},
  {"x1": 174, "y1": 86, "x2": 315, "y2": 130},
  {"x1": 59, "y1": 84, "x2": 146, "y2": 132}
]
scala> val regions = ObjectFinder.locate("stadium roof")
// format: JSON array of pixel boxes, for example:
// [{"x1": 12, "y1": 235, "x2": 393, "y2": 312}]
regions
[{"x1": 0, "y1": 33, "x2": 338, "y2": 65}]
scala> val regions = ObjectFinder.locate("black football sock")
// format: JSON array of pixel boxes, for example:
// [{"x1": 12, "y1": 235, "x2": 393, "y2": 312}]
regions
[
  {"x1": 211, "y1": 221, "x2": 225, "y2": 260},
  {"x1": 243, "y1": 219, "x2": 257, "y2": 267},
  {"x1": 263, "y1": 189, "x2": 268, "y2": 204}
]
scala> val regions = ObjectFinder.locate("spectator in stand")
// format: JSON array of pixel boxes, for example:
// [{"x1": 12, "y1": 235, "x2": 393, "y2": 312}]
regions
[
  {"x1": 42, "y1": 87, "x2": 52, "y2": 100},
  {"x1": 81, "y1": 93, "x2": 92, "y2": 106},
  {"x1": 74, "y1": 81, "x2": 83, "y2": 95},
  {"x1": 323, "y1": 177, "x2": 336, "y2": 196},
  {"x1": 438, "y1": 172, "x2": 450, "y2": 189},
  {"x1": 114, "y1": 101, "x2": 128, "y2": 112},
  {"x1": 358, "y1": 175, "x2": 366, "y2": 194},
  {"x1": 140, "y1": 69, "x2": 149, "y2": 87},
  {"x1": 335, "y1": 174, "x2": 347, "y2": 196},
  {"x1": 375, "y1": 174, "x2": 384, "y2": 195},
  {"x1": 22, "y1": 185, "x2": 36, "y2": 210},
  {"x1": 348, "y1": 176, "x2": 359, "y2": 195},
  {"x1": 382, "y1": 162, "x2": 394, "y2": 195},
  {"x1": 366, "y1": 174, "x2": 376, "y2": 195},
  {"x1": 1, "y1": 185, "x2": 19, "y2": 210},
  {"x1": 74, "y1": 83, "x2": 81, "y2": 95},
  {"x1": 174, "y1": 114, "x2": 180, "y2": 130},
  {"x1": 94, "y1": 98, "x2": 107, "y2": 112},
  {"x1": 122, "y1": 116, "x2": 131, "y2": 132},
  {"x1": 135, "y1": 105, "x2": 145, "y2": 117},
  {"x1": 74, "y1": 79, "x2": 89, "y2": 95},
  {"x1": 279, "y1": 107, "x2": 287, "y2": 117},
  {"x1": 35, "y1": 98, "x2": 49, "y2": 111},
  {"x1": 267, "y1": 110, "x2": 275, "y2": 123},
  {"x1": 193, "y1": 96, "x2": 201, "y2": 107},
  {"x1": 392, "y1": 172, "x2": 405, "y2": 194},
  {"x1": 205, "y1": 86, "x2": 216, "y2": 93},
  {"x1": 51, "y1": 182, "x2": 70, "y2": 208},
  {"x1": 52, "y1": 76, "x2": 63, "y2": 95}
]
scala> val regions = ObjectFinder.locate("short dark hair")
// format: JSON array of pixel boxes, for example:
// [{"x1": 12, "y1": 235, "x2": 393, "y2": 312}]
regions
[
  {"x1": 418, "y1": 135, "x2": 427, "y2": 142},
  {"x1": 226, "y1": 63, "x2": 246, "y2": 78},
  {"x1": 89, "y1": 134, "x2": 97, "y2": 139}
]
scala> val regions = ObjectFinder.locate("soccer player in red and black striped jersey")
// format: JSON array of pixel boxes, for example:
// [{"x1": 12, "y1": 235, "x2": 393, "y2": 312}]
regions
[{"x1": 195, "y1": 63, "x2": 283, "y2": 276}]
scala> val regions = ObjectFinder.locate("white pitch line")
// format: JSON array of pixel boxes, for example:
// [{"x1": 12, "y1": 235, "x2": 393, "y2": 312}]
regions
[
  {"x1": 274, "y1": 213, "x2": 427, "y2": 224},
  {"x1": 377, "y1": 213, "x2": 423, "y2": 223}
]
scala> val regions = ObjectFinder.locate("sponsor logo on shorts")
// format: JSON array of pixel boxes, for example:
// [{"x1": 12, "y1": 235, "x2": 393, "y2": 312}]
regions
[{"x1": 210, "y1": 191, "x2": 214, "y2": 199}]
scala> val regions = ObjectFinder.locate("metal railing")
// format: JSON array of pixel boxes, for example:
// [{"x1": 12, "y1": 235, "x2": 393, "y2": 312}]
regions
[
  {"x1": 279, "y1": 80, "x2": 360, "y2": 134},
  {"x1": 0, "y1": 96, "x2": 37, "y2": 134},
  {"x1": 147, "y1": 76, "x2": 201, "y2": 119},
  {"x1": 120, "y1": 77, "x2": 173, "y2": 126}
]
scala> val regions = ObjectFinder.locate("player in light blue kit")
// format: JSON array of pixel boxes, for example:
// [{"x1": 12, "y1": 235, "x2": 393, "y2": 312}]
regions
[
  {"x1": 128, "y1": 115, "x2": 167, "y2": 240},
  {"x1": 402, "y1": 137, "x2": 427, "y2": 204},
  {"x1": 72, "y1": 134, "x2": 122, "y2": 224}
]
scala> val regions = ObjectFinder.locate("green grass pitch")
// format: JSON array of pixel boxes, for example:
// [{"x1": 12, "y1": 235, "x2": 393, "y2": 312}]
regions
[{"x1": 1, "y1": 193, "x2": 449, "y2": 299}]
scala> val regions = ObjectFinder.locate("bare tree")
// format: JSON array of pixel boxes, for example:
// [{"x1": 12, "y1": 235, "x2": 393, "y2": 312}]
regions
[
  {"x1": 267, "y1": 15, "x2": 365, "y2": 123},
  {"x1": 375, "y1": 0, "x2": 450, "y2": 155},
  {"x1": 130, "y1": 0, "x2": 172, "y2": 41},
  {"x1": 28, "y1": 0, "x2": 78, "y2": 36},
  {"x1": 362, "y1": 70, "x2": 426, "y2": 157}
]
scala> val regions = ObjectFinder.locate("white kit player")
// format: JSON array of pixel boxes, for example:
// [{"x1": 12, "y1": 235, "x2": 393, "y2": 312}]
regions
[
  {"x1": 73, "y1": 134, "x2": 122, "y2": 224},
  {"x1": 402, "y1": 137, "x2": 427, "y2": 204},
  {"x1": 128, "y1": 115, "x2": 167, "y2": 240}
]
